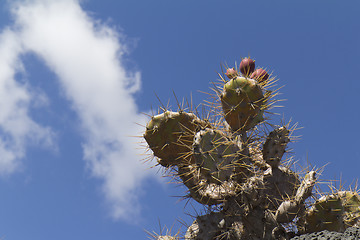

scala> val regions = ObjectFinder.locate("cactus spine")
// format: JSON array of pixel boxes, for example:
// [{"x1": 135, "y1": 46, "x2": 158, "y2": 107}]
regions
[{"x1": 142, "y1": 57, "x2": 359, "y2": 239}]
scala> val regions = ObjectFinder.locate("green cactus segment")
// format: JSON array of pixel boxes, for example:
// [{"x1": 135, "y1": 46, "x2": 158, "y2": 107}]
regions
[
  {"x1": 302, "y1": 191, "x2": 360, "y2": 233},
  {"x1": 262, "y1": 127, "x2": 290, "y2": 168},
  {"x1": 144, "y1": 111, "x2": 208, "y2": 167},
  {"x1": 176, "y1": 128, "x2": 254, "y2": 205},
  {"x1": 220, "y1": 77, "x2": 265, "y2": 131},
  {"x1": 193, "y1": 128, "x2": 249, "y2": 184},
  {"x1": 303, "y1": 194, "x2": 345, "y2": 233},
  {"x1": 338, "y1": 191, "x2": 360, "y2": 227}
]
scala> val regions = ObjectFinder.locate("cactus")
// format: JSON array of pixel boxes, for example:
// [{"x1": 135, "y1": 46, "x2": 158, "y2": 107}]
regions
[{"x1": 142, "y1": 57, "x2": 359, "y2": 239}]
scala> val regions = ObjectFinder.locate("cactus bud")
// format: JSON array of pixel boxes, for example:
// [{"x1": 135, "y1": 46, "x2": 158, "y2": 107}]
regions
[
  {"x1": 225, "y1": 68, "x2": 238, "y2": 79},
  {"x1": 240, "y1": 58, "x2": 255, "y2": 77},
  {"x1": 250, "y1": 68, "x2": 269, "y2": 83}
]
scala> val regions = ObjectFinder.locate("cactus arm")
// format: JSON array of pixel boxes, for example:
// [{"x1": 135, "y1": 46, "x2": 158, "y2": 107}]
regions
[
  {"x1": 262, "y1": 126, "x2": 290, "y2": 168},
  {"x1": 275, "y1": 171, "x2": 316, "y2": 223},
  {"x1": 295, "y1": 171, "x2": 317, "y2": 203}
]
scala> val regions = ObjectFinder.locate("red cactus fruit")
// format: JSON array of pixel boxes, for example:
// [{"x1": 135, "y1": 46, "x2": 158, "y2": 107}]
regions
[
  {"x1": 225, "y1": 68, "x2": 238, "y2": 79},
  {"x1": 250, "y1": 68, "x2": 269, "y2": 83},
  {"x1": 239, "y1": 58, "x2": 255, "y2": 77}
]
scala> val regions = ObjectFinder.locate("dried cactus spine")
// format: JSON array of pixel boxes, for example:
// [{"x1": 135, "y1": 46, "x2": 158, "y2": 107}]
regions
[{"x1": 146, "y1": 225, "x2": 181, "y2": 240}]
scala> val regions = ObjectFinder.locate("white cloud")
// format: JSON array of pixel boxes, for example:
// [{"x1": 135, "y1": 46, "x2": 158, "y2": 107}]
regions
[
  {"x1": 0, "y1": 0, "x2": 154, "y2": 220},
  {"x1": 0, "y1": 28, "x2": 55, "y2": 175}
]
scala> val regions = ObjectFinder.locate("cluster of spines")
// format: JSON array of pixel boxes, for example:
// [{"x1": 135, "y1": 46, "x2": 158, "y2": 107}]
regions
[{"x1": 146, "y1": 223, "x2": 181, "y2": 240}]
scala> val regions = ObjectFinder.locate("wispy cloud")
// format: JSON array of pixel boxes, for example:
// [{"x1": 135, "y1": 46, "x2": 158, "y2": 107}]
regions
[
  {"x1": 0, "y1": 0, "x2": 153, "y2": 220},
  {"x1": 0, "y1": 27, "x2": 55, "y2": 175}
]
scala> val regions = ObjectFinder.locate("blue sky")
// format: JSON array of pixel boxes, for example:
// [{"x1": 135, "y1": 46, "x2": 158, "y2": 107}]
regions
[{"x1": 0, "y1": 0, "x2": 359, "y2": 239}]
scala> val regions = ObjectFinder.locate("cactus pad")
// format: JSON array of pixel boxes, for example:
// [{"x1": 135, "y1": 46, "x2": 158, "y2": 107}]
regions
[
  {"x1": 220, "y1": 77, "x2": 265, "y2": 131},
  {"x1": 338, "y1": 191, "x2": 360, "y2": 228},
  {"x1": 192, "y1": 128, "x2": 250, "y2": 184},
  {"x1": 301, "y1": 191, "x2": 360, "y2": 233},
  {"x1": 263, "y1": 166, "x2": 300, "y2": 210},
  {"x1": 302, "y1": 194, "x2": 345, "y2": 233},
  {"x1": 144, "y1": 111, "x2": 208, "y2": 167},
  {"x1": 262, "y1": 126, "x2": 290, "y2": 168}
]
